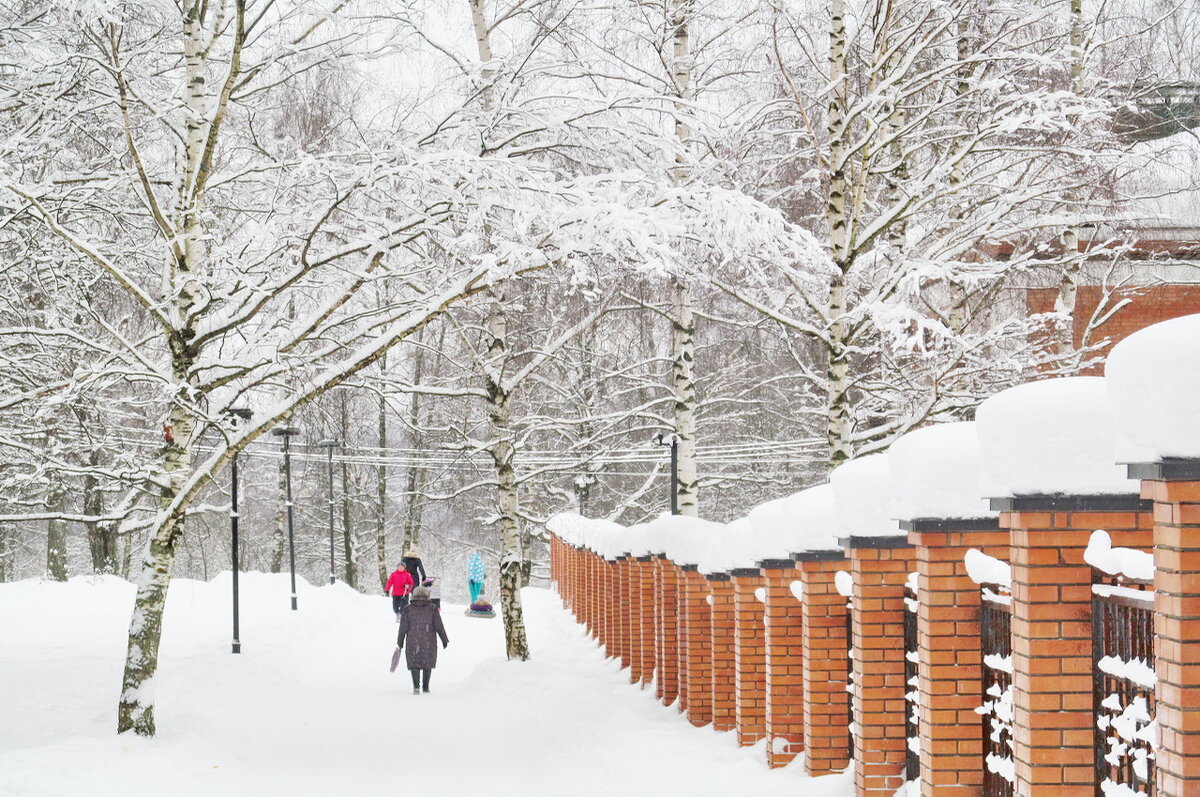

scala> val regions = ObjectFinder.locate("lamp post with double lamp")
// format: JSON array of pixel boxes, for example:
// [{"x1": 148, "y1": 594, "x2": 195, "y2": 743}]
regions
[
  {"x1": 270, "y1": 426, "x2": 301, "y2": 610},
  {"x1": 224, "y1": 407, "x2": 253, "y2": 654},
  {"x1": 653, "y1": 431, "x2": 680, "y2": 515},
  {"x1": 316, "y1": 439, "x2": 340, "y2": 585}
]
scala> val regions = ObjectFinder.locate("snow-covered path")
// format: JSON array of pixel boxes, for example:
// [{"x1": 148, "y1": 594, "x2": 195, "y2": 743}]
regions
[{"x1": 0, "y1": 574, "x2": 851, "y2": 796}]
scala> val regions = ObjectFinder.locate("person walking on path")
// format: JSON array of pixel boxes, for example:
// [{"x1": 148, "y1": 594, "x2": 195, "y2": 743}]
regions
[
  {"x1": 396, "y1": 586, "x2": 449, "y2": 694},
  {"x1": 467, "y1": 550, "x2": 486, "y2": 604},
  {"x1": 402, "y1": 547, "x2": 426, "y2": 586},
  {"x1": 385, "y1": 564, "x2": 415, "y2": 619}
]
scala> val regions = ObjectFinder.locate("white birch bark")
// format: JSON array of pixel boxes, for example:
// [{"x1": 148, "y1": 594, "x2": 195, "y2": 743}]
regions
[
  {"x1": 825, "y1": 0, "x2": 853, "y2": 469},
  {"x1": 669, "y1": 0, "x2": 700, "y2": 514},
  {"x1": 1055, "y1": 0, "x2": 1086, "y2": 360}
]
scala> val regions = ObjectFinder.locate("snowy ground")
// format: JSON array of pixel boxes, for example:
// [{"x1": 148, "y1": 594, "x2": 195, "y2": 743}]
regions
[{"x1": 0, "y1": 573, "x2": 852, "y2": 796}]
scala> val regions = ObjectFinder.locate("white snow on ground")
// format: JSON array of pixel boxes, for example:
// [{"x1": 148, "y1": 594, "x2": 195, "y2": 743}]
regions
[{"x1": 0, "y1": 573, "x2": 853, "y2": 797}]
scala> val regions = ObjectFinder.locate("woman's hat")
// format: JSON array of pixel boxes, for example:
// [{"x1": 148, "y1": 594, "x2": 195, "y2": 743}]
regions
[{"x1": 412, "y1": 586, "x2": 431, "y2": 601}]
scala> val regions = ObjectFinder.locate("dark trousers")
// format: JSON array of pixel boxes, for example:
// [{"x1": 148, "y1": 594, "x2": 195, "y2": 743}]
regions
[
  {"x1": 431, "y1": 598, "x2": 441, "y2": 608},
  {"x1": 409, "y1": 668, "x2": 432, "y2": 691},
  {"x1": 392, "y1": 595, "x2": 409, "y2": 613}
]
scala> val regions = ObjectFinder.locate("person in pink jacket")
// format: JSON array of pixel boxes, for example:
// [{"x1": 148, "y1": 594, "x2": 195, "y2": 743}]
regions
[{"x1": 385, "y1": 564, "x2": 415, "y2": 620}]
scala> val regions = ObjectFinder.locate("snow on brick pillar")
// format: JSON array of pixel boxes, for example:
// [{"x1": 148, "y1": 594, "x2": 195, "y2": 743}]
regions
[
  {"x1": 998, "y1": 494, "x2": 1152, "y2": 797},
  {"x1": 761, "y1": 558, "x2": 805, "y2": 768},
  {"x1": 1130, "y1": 463, "x2": 1200, "y2": 797},
  {"x1": 708, "y1": 572, "x2": 737, "y2": 731},
  {"x1": 797, "y1": 552, "x2": 852, "y2": 777},
  {"x1": 635, "y1": 556, "x2": 656, "y2": 686},
  {"x1": 845, "y1": 535, "x2": 916, "y2": 796},
  {"x1": 655, "y1": 556, "x2": 681, "y2": 705},
  {"x1": 731, "y1": 567, "x2": 767, "y2": 746},
  {"x1": 679, "y1": 566, "x2": 713, "y2": 727},
  {"x1": 902, "y1": 518, "x2": 1008, "y2": 797}
]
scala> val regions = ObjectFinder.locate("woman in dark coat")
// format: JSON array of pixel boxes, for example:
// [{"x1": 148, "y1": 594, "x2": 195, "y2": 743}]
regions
[
  {"x1": 401, "y1": 547, "x2": 426, "y2": 586},
  {"x1": 397, "y1": 586, "x2": 448, "y2": 694}
]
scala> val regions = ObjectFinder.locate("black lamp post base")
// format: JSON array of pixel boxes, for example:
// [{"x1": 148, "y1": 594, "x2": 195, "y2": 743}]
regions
[
  {"x1": 290, "y1": 596, "x2": 297, "y2": 611},
  {"x1": 232, "y1": 642, "x2": 241, "y2": 654}
]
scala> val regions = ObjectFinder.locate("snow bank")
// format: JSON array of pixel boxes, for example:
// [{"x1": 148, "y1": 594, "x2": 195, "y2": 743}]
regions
[
  {"x1": 889, "y1": 422, "x2": 994, "y2": 520},
  {"x1": 975, "y1": 377, "x2": 1136, "y2": 496},
  {"x1": 1107, "y1": 314, "x2": 1200, "y2": 460},
  {"x1": 831, "y1": 454, "x2": 899, "y2": 537}
]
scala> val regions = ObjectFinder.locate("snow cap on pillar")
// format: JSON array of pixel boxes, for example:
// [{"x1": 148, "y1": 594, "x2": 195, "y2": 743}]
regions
[
  {"x1": 830, "y1": 453, "x2": 899, "y2": 537},
  {"x1": 656, "y1": 514, "x2": 725, "y2": 567},
  {"x1": 888, "y1": 422, "x2": 995, "y2": 521},
  {"x1": 975, "y1": 376, "x2": 1136, "y2": 496},
  {"x1": 1106, "y1": 314, "x2": 1200, "y2": 460},
  {"x1": 698, "y1": 516, "x2": 754, "y2": 575},
  {"x1": 746, "y1": 484, "x2": 841, "y2": 559}
]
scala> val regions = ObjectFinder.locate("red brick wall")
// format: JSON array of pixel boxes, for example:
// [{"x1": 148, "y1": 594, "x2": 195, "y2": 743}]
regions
[
  {"x1": 655, "y1": 557, "x2": 681, "y2": 705},
  {"x1": 636, "y1": 557, "x2": 657, "y2": 687},
  {"x1": 709, "y1": 575, "x2": 737, "y2": 732},
  {"x1": 762, "y1": 562, "x2": 806, "y2": 768},
  {"x1": 1142, "y1": 480, "x2": 1200, "y2": 797},
  {"x1": 799, "y1": 558, "x2": 852, "y2": 777},
  {"x1": 907, "y1": 522, "x2": 1010, "y2": 797},
  {"x1": 849, "y1": 543, "x2": 918, "y2": 796},
  {"x1": 680, "y1": 568, "x2": 713, "y2": 727},
  {"x1": 732, "y1": 570, "x2": 767, "y2": 747},
  {"x1": 1005, "y1": 502, "x2": 1153, "y2": 797},
  {"x1": 1025, "y1": 285, "x2": 1200, "y2": 374}
]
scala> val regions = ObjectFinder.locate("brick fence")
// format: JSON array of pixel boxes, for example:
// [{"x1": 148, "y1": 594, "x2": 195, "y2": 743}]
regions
[{"x1": 548, "y1": 457, "x2": 1200, "y2": 796}]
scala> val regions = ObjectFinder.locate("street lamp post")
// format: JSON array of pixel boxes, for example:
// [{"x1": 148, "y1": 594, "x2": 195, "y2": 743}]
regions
[
  {"x1": 654, "y1": 432, "x2": 680, "y2": 515},
  {"x1": 225, "y1": 407, "x2": 253, "y2": 654},
  {"x1": 271, "y1": 426, "x2": 301, "y2": 610},
  {"x1": 316, "y1": 439, "x2": 340, "y2": 585}
]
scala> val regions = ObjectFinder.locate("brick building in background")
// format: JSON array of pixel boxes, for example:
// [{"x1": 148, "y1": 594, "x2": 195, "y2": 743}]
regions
[{"x1": 1024, "y1": 108, "x2": 1200, "y2": 371}]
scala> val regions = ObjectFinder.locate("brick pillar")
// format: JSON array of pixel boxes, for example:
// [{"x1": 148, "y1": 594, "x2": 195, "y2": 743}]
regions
[
  {"x1": 617, "y1": 555, "x2": 634, "y2": 671},
  {"x1": 902, "y1": 518, "x2": 1009, "y2": 797},
  {"x1": 636, "y1": 556, "x2": 656, "y2": 686},
  {"x1": 1135, "y1": 468, "x2": 1200, "y2": 797},
  {"x1": 797, "y1": 553, "x2": 852, "y2": 777},
  {"x1": 761, "y1": 559, "x2": 805, "y2": 768},
  {"x1": 602, "y1": 556, "x2": 616, "y2": 656},
  {"x1": 847, "y1": 536, "x2": 917, "y2": 796},
  {"x1": 708, "y1": 573, "x2": 737, "y2": 732},
  {"x1": 655, "y1": 556, "x2": 681, "y2": 704},
  {"x1": 1000, "y1": 494, "x2": 1153, "y2": 797},
  {"x1": 589, "y1": 550, "x2": 600, "y2": 639},
  {"x1": 679, "y1": 566, "x2": 712, "y2": 727},
  {"x1": 732, "y1": 567, "x2": 766, "y2": 746},
  {"x1": 676, "y1": 563, "x2": 690, "y2": 714}
]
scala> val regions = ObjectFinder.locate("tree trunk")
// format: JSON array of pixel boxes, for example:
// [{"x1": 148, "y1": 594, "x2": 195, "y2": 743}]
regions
[
  {"x1": 401, "y1": 338, "x2": 426, "y2": 554},
  {"x1": 270, "y1": 448, "x2": 286, "y2": 574},
  {"x1": 485, "y1": 291, "x2": 530, "y2": 659},
  {"x1": 1055, "y1": 0, "x2": 1085, "y2": 360},
  {"x1": 117, "y1": 376, "x2": 197, "y2": 736},
  {"x1": 46, "y1": 477, "x2": 69, "y2": 581},
  {"x1": 340, "y1": 393, "x2": 358, "y2": 589},
  {"x1": 0, "y1": 523, "x2": 12, "y2": 582},
  {"x1": 825, "y1": 0, "x2": 854, "y2": 470},
  {"x1": 668, "y1": 0, "x2": 700, "y2": 515},
  {"x1": 376, "y1": 351, "x2": 389, "y2": 589},
  {"x1": 83, "y1": 450, "x2": 116, "y2": 574}
]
